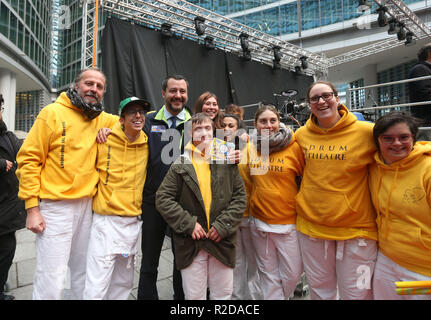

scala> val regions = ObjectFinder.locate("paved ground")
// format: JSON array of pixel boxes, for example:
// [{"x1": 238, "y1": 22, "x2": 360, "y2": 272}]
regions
[
  {"x1": 6, "y1": 228, "x2": 174, "y2": 300},
  {"x1": 6, "y1": 228, "x2": 309, "y2": 300}
]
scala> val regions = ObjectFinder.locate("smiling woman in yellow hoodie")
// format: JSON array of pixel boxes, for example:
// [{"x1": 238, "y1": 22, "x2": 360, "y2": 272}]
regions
[
  {"x1": 241, "y1": 105, "x2": 305, "y2": 300},
  {"x1": 294, "y1": 81, "x2": 378, "y2": 300},
  {"x1": 369, "y1": 111, "x2": 431, "y2": 300}
]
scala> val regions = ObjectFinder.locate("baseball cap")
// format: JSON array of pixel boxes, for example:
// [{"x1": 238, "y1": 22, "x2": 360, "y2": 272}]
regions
[{"x1": 119, "y1": 96, "x2": 152, "y2": 115}]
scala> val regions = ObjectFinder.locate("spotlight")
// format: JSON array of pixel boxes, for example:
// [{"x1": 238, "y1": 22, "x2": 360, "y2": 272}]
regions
[
  {"x1": 273, "y1": 46, "x2": 282, "y2": 62},
  {"x1": 387, "y1": 19, "x2": 399, "y2": 35},
  {"x1": 300, "y1": 56, "x2": 308, "y2": 69},
  {"x1": 376, "y1": 6, "x2": 388, "y2": 27},
  {"x1": 194, "y1": 16, "x2": 206, "y2": 36},
  {"x1": 397, "y1": 22, "x2": 406, "y2": 41},
  {"x1": 405, "y1": 31, "x2": 416, "y2": 47},
  {"x1": 161, "y1": 22, "x2": 173, "y2": 38},
  {"x1": 357, "y1": 0, "x2": 371, "y2": 12},
  {"x1": 273, "y1": 59, "x2": 281, "y2": 70},
  {"x1": 295, "y1": 66, "x2": 302, "y2": 74},
  {"x1": 239, "y1": 33, "x2": 250, "y2": 53},
  {"x1": 204, "y1": 36, "x2": 215, "y2": 50},
  {"x1": 242, "y1": 50, "x2": 251, "y2": 61}
]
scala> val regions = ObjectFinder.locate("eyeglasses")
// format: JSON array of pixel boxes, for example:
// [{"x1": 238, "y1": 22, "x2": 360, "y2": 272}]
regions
[
  {"x1": 125, "y1": 109, "x2": 146, "y2": 116},
  {"x1": 1, "y1": 106, "x2": 4, "y2": 112},
  {"x1": 379, "y1": 134, "x2": 414, "y2": 144},
  {"x1": 309, "y1": 92, "x2": 335, "y2": 104}
]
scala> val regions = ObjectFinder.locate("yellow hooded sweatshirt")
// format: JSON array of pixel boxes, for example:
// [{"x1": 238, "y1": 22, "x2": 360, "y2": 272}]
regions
[
  {"x1": 294, "y1": 105, "x2": 377, "y2": 240},
  {"x1": 93, "y1": 122, "x2": 149, "y2": 217},
  {"x1": 16, "y1": 92, "x2": 118, "y2": 209},
  {"x1": 369, "y1": 141, "x2": 431, "y2": 277},
  {"x1": 241, "y1": 134, "x2": 304, "y2": 225},
  {"x1": 238, "y1": 142, "x2": 252, "y2": 218}
]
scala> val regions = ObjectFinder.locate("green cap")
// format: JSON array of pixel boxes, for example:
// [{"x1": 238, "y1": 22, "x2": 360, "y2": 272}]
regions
[{"x1": 119, "y1": 96, "x2": 152, "y2": 115}]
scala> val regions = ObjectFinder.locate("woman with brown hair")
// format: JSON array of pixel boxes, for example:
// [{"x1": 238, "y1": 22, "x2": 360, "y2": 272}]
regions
[
  {"x1": 194, "y1": 92, "x2": 223, "y2": 130},
  {"x1": 294, "y1": 81, "x2": 378, "y2": 300}
]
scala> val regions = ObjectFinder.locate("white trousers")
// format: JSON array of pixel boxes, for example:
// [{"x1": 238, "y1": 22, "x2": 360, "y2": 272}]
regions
[
  {"x1": 250, "y1": 222, "x2": 303, "y2": 300},
  {"x1": 181, "y1": 249, "x2": 233, "y2": 300},
  {"x1": 232, "y1": 217, "x2": 263, "y2": 300},
  {"x1": 84, "y1": 213, "x2": 142, "y2": 300},
  {"x1": 33, "y1": 198, "x2": 93, "y2": 300},
  {"x1": 298, "y1": 231, "x2": 377, "y2": 300},
  {"x1": 373, "y1": 251, "x2": 431, "y2": 300}
]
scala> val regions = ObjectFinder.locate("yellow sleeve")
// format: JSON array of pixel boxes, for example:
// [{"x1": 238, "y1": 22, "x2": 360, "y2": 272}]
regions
[
  {"x1": 16, "y1": 111, "x2": 53, "y2": 209},
  {"x1": 99, "y1": 112, "x2": 119, "y2": 129}
]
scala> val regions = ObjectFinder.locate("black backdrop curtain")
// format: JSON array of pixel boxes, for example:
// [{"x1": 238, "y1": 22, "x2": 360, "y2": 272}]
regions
[{"x1": 101, "y1": 17, "x2": 313, "y2": 119}]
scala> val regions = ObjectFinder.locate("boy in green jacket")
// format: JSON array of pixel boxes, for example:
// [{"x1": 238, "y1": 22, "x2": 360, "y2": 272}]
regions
[{"x1": 155, "y1": 113, "x2": 246, "y2": 300}]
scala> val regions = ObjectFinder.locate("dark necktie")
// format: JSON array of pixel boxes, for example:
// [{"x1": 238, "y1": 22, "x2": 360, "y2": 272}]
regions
[{"x1": 170, "y1": 116, "x2": 177, "y2": 129}]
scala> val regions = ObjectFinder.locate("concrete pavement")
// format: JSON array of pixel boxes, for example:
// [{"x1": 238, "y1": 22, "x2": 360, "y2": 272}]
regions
[
  {"x1": 6, "y1": 228, "x2": 174, "y2": 300},
  {"x1": 6, "y1": 228, "x2": 310, "y2": 300}
]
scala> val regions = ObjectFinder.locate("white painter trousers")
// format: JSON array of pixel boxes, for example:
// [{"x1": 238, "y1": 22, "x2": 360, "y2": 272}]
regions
[
  {"x1": 232, "y1": 217, "x2": 263, "y2": 300},
  {"x1": 181, "y1": 249, "x2": 233, "y2": 300},
  {"x1": 83, "y1": 213, "x2": 142, "y2": 300},
  {"x1": 250, "y1": 219, "x2": 303, "y2": 300},
  {"x1": 298, "y1": 231, "x2": 377, "y2": 300},
  {"x1": 373, "y1": 251, "x2": 431, "y2": 300},
  {"x1": 33, "y1": 198, "x2": 93, "y2": 300}
]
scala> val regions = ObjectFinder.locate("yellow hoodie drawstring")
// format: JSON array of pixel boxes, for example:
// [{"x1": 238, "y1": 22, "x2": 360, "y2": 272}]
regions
[
  {"x1": 375, "y1": 166, "x2": 383, "y2": 229},
  {"x1": 384, "y1": 167, "x2": 399, "y2": 240}
]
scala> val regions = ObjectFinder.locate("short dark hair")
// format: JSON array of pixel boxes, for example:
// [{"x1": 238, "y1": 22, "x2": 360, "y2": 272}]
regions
[
  {"x1": 162, "y1": 74, "x2": 189, "y2": 91},
  {"x1": 222, "y1": 113, "x2": 241, "y2": 128},
  {"x1": 373, "y1": 111, "x2": 422, "y2": 151},
  {"x1": 73, "y1": 67, "x2": 107, "y2": 91},
  {"x1": 417, "y1": 43, "x2": 431, "y2": 61},
  {"x1": 191, "y1": 112, "x2": 214, "y2": 131}
]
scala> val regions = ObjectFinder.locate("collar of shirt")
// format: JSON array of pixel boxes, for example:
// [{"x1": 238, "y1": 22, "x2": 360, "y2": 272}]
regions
[{"x1": 164, "y1": 106, "x2": 186, "y2": 127}]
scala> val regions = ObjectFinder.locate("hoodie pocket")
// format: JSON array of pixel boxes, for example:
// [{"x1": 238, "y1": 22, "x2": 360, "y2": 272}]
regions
[
  {"x1": 60, "y1": 171, "x2": 97, "y2": 195},
  {"x1": 108, "y1": 189, "x2": 134, "y2": 212},
  {"x1": 295, "y1": 186, "x2": 356, "y2": 227}
]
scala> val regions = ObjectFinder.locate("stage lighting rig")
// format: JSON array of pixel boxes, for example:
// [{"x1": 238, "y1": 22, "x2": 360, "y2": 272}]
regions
[
  {"x1": 161, "y1": 23, "x2": 173, "y2": 38},
  {"x1": 300, "y1": 56, "x2": 308, "y2": 69},
  {"x1": 376, "y1": 6, "x2": 388, "y2": 27},
  {"x1": 194, "y1": 16, "x2": 206, "y2": 36},
  {"x1": 405, "y1": 31, "x2": 416, "y2": 46},
  {"x1": 204, "y1": 36, "x2": 215, "y2": 50},
  {"x1": 387, "y1": 19, "x2": 399, "y2": 35},
  {"x1": 397, "y1": 22, "x2": 406, "y2": 41},
  {"x1": 357, "y1": 0, "x2": 371, "y2": 12}
]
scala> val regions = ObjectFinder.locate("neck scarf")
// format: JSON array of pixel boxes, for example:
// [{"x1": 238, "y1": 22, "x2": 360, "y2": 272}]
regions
[
  {"x1": 66, "y1": 87, "x2": 104, "y2": 120},
  {"x1": 254, "y1": 126, "x2": 292, "y2": 155}
]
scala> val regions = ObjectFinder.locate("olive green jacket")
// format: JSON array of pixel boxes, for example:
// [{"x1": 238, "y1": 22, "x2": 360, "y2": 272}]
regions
[{"x1": 155, "y1": 152, "x2": 246, "y2": 269}]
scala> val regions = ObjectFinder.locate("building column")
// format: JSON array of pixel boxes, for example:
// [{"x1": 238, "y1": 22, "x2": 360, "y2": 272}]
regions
[
  {"x1": 0, "y1": 69, "x2": 17, "y2": 131},
  {"x1": 362, "y1": 64, "x2": 378, "y2": 109}
]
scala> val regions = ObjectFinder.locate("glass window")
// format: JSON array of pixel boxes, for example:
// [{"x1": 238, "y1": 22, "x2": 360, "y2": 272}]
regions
[
  {"x1": 320, "y1": 0, "x2": 342, "y2": 26},
  {"x1": 301, "y1": 0, "x2": 320, "y2": 31},
  {"x1": 0, "y1": 3, "x2": 10, "y2": 38},
  {"x1": 280, "y1": 3, "x2": 298, "y2": 35},
  {"x1": 244, "y1": 11, "x2": 262, "y2": 32},
  {"x1": 199, "y1": 0, "x2": 212, "y2": 10},
  {"x1": 213, "y1": 0, "x2": 229, "y2": 15},
  {"x1": 229, "y1": 0, "x2": 244, "y2": 13},
  {"x1": 17, "y1": 21, "x2": 24, "y2": 50},
  {"x1": 9, "y1": 13, "x2": 17, "y2": 45},
  {"x1": 262, "y1": 7, "x2": 279, "y2": 36},
  {"x1": 245, "y1": 0, "x2": 260, "y2": 10}
]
